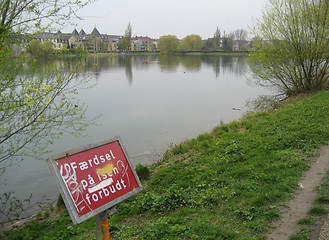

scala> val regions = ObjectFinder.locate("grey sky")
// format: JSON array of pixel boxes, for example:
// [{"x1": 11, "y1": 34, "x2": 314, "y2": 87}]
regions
[{"x1": 63, "y1": 0, "x2": 268, "y2": 39}]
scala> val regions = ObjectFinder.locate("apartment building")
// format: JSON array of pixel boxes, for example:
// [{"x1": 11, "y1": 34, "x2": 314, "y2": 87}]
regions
[{"x1": 131, "y1": 36, "x2": 156, "y2": 52}]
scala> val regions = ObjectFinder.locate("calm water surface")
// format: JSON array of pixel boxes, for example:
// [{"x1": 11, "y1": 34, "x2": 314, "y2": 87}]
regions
[{"x1": 1, "y1": 55, "x2": 272, "y2": 219}]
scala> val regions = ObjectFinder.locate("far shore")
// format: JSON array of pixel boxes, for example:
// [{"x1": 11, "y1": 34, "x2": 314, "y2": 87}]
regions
[{"x1": 52, "y1": 50, "x2": 250, "y2": 58}]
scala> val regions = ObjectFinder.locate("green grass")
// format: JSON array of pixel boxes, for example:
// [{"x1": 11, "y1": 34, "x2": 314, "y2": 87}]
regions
[
  {"x1": 3, "y1": 90, "x2": 329, "y2": 239},
  {"x1": 3, "y1": 213, "x2": 95, "y2": 240}
]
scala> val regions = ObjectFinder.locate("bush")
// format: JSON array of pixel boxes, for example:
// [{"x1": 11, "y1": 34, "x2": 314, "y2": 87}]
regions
[{"x1": 135, "y1": 164, "x2": 151, "y2": 180}]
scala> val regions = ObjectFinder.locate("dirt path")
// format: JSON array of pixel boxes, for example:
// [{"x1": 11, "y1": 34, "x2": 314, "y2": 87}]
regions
[{"x1": 267, "y1": 145, "x2": 329, "y2": 240}]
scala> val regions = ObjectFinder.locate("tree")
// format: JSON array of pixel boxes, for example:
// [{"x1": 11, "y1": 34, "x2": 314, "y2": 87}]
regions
[
  {"x1": 0, "y1": 0, "x2": 95, "y2": 224},
  {"x1": 234, "y1": 29, "x2": 248, "y2": 50},
  {"x1": 27, "y1": 39, "x2": 54, "y2": 57},
  {"x1": 158, "y1": 35, "x2": 179, "y2": 54},
  {"x1": 125, "y1": 22, "x2": 132, "y2": 39},
  {"x1": 119, "y1": 38, "x2": 130, "y2": 52},
  {"x1": 0, "y1": 0, "x2": 94, "y2": 171},
  {"x1": 0, "y1": 0, "x2": 92, "y2": 47},
  {"x1": 120, "y1": 22, "x2": 132, "y2": 52},
  {"x1": 204, "y1": 38, "x2": 216, "y2": 51},
  {"x1": 249, "y1": 0, "x2": 329, "y2": 95},
  {"x1": 0, "y1": 1, "x2": 95, "y2": 167},
  {"x1": 222, "y1": 31, "x2": 234, "y2": 51},
  {"x1": 27, "y1": 39, "x2": 42, "y2": 56},
  {"x1": 213, "y1": 27, "x2": 221, "y2": 49},
  {"x1": 179, "y1": 34, "x2": 203, "y2": 51}
]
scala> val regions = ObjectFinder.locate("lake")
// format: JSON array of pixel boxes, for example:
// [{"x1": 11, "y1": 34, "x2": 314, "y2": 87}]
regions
[{"x1": 1, "y1": 54, "x2": 272, "y2": 221}]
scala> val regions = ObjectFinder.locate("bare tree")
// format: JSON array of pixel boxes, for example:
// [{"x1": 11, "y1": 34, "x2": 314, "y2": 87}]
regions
[
  {"x1": 234, "y1": 29, "x2": 248, "y2": 50},
  {"x1": 222, "y1": 31, "x2": 234, "y2": 51},
  {"x1": 213, "y1": 26, "x2": 221, "y2": 49}
]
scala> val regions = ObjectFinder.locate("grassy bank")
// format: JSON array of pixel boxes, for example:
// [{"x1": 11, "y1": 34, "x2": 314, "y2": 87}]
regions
[{"x1": 3, "y1": 90, "x2": 329, "y2": 239}]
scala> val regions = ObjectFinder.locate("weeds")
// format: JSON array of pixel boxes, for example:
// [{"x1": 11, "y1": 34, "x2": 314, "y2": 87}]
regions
[
  {"x1": 135, "y1": 164, "x2": 151, "y2": 181},
  {"x1": 308, "y1": 206, "x2": 328, "y2": 216}
]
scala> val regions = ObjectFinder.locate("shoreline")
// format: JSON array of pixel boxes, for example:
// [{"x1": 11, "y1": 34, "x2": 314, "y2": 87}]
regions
[{"x1": 52, "y1": 50, "x2": 250, "y2": 58}]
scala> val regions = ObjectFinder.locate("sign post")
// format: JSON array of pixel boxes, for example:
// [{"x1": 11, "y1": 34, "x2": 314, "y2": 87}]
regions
[
  {"x1": 48, "y1": 136, "x2": 143, "y2": 237},
  {"x1": 95, "y1": 210, "x2": 109, "y2": 240}
]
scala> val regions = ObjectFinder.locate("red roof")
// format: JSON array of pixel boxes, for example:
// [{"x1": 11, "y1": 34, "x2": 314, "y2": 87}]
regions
[{"x1": 131, "y1": 36, "x2": 153, "y2": 41}]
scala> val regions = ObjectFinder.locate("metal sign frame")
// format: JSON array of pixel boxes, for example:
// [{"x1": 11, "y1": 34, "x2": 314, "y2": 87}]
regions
[{"x1": 48, "y1": 136, "x2": 143, "y2": 224}]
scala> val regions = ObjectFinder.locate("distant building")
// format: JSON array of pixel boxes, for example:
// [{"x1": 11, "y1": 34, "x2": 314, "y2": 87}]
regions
[
  {"x1": 34, "y1": 32, "x2": 65, "y2": 51},
  {"x1": 19, "y1": 27, "x2": 157, "y2": 53},
  {"x1": 131, "y1": 36, "x2": 157, "y2": 52},
  {"x1": 79, "y1": 29, "x2": 86, "y2": 35},
  {"x1": 72, "y1": 29, "x2": 79, "y2": 35},
  {"x1": 73, "y1": 27, "x2": 121, "y2": 53},
  {"x1": 90, "y1": 27, "x2": 101, "y2": 37}
]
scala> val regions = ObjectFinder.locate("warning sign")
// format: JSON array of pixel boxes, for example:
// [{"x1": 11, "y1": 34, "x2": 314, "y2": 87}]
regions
[{"x1": 48, "y1": 137, "x2": 143, "y2": 224}]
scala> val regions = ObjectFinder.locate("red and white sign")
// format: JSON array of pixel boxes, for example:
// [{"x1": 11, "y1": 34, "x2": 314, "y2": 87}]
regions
[{"x1": 49, "y1": 137, "x2": 142, "y2": 224}]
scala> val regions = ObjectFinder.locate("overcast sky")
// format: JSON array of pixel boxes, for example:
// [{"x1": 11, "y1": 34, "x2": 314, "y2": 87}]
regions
[{"x1": 62, "y1": 0, "x2": 268, "y2": 39}]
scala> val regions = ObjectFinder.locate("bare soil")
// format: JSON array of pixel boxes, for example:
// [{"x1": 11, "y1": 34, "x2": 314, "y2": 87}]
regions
[{"x1": 267, "y1": 145, "x2": 329, "y2": 240}]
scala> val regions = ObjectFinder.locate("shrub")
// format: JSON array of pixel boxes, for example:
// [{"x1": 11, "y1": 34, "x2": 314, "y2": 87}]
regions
[{"x1": 135, "y1": 164, "x2": 151, "y2": 181}]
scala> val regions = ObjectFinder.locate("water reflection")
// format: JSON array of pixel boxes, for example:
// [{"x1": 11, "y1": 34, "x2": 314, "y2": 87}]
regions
[
  {"x1": 28, "y1": 55, "x2": 247, "y2": 84},
  {"x1": 120, "y1": 56, "x2": 133, "y2": 85},
  {"x1": 159, "y1": 55, "x2": 180, "y2": 72}
]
